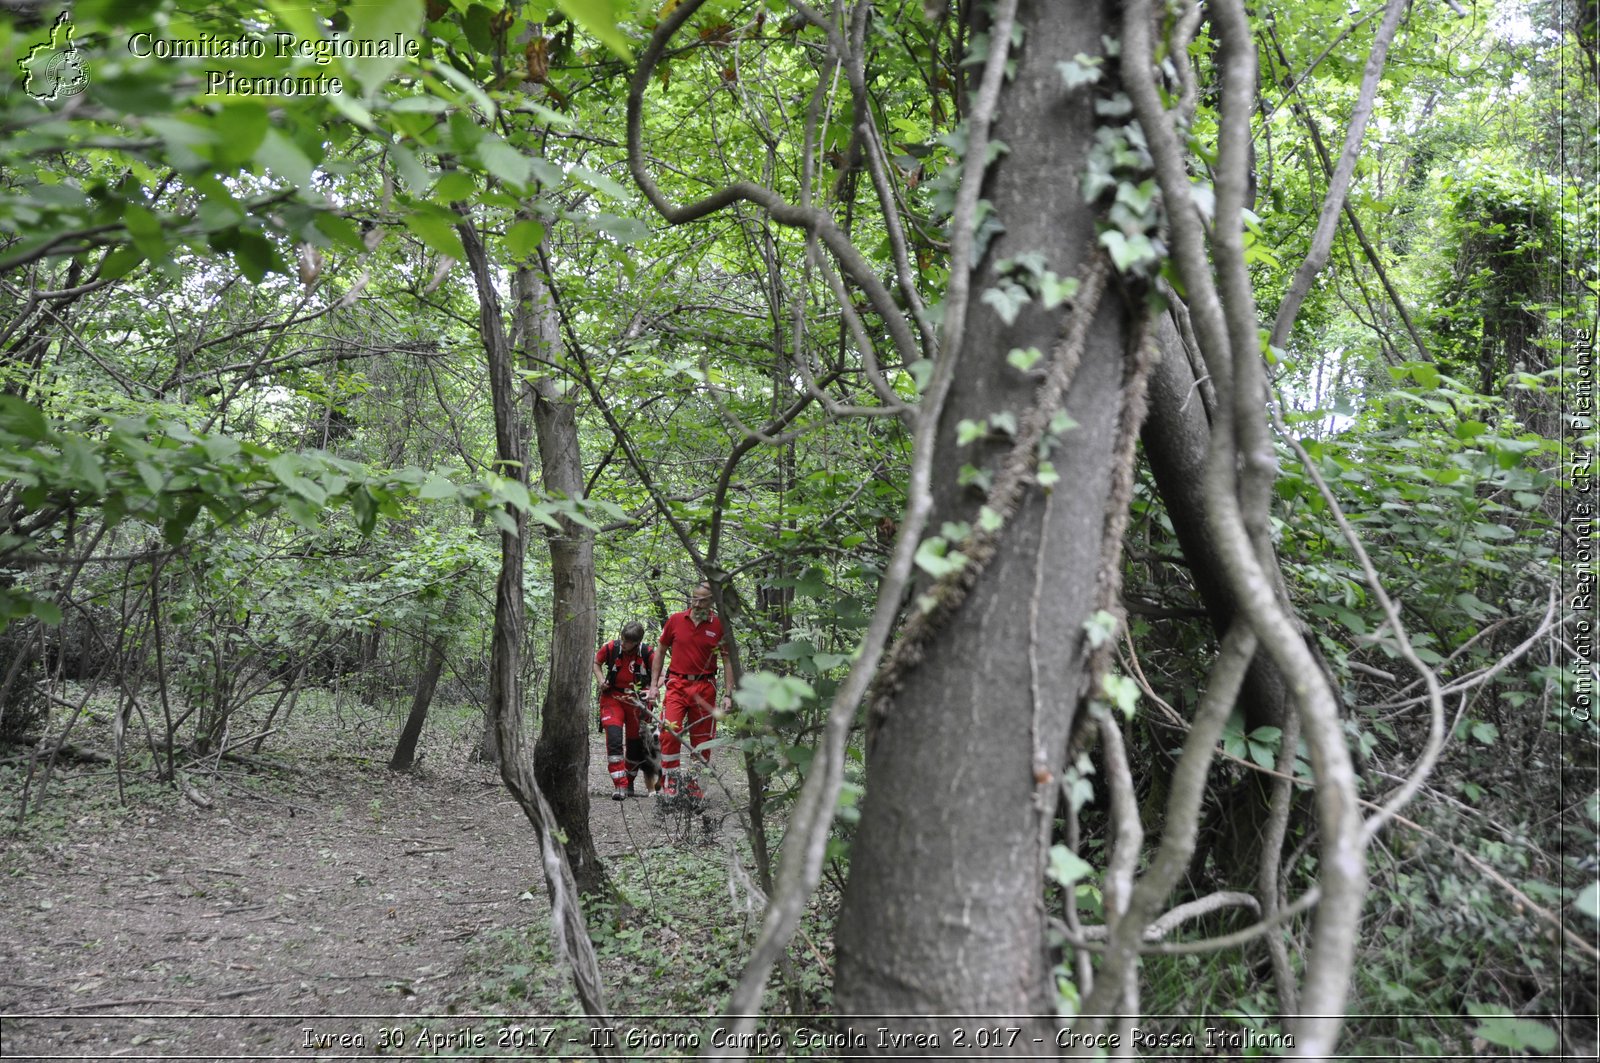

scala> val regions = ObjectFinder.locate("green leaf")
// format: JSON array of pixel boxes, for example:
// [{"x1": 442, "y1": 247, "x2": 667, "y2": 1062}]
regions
[
  {"x1": 233, "y1": 231, "x2": 281, "y2": 282},
  {"x1": 571, "y1": 165, "x2": 629, "y2": 200},
  {"x1": 505, "y1": 220, "x2": 545, "y2": 262},
  {"x1": 403, "y1": 212, "x2": 467, "y2": 261},
  {"x1": 906, "y1": 359, "x2": 934, "y2": 392},
  {"x1": 1057, "y1": 55, "x2": 1102, "y2": 89},
  {"x1": 0, "y1": 396, "x2": 49, "y2": 441},
  {"x1": 1037, "y1": 460, "x2": 1060, "y2": 487},
  {"x1": 1006, "y1": 346, "x2": 1043, "y2": 372},
  {"x1": 1100, "y1": 229, "x2": 1158, "y2": 272},
  {"x1": 980, "y1": 282, "x2": 1028, "y2": 326},
  {"x1": 956, "y1": 419, "x2": 987, "y2": 446},
  {"x1": 1576, "y1": 881, "x2": 1599, "y2": 924},
  {"x1": 419, "y1": 473, "x2": 456, "y2": 500},
  {"x1": 61, "y1": 436, "x2": 106, "y2": 495},
  {"x1": 498, "y1": 478, "x2": 531, "y2": 513},
  {"x1": 432, "y1": 171, "x2": 477, "y2": 203},
  {"x1": 344, "y1": 0, "x2": 424, "y2": 95},
  {"x1": 1100, "y1": 673, "x2": 1139, "y2": 719},
  {"x1": 556, "y1": 0, "x2": 633, "y2": 61},
  {"x1": 211, "y1": 103, "x2": 270, "y2": 167},
  {"x1": 1038, "y1": 271, "x2": 1079, "y2": 309},
  {"x1": 389, "y1": 145, "x2": 432, "y2": 192},
  {"x1": 100, "y1": 246, "x2": 146, "y2": 281},
  {"x1": 1082, "y1": 609, "x2": 1118, "y2": 649},
  {"x1": 30, "y1": 598, "x2": 63, "y2": 626},
  {"x1": 476, "y1": 135, "x2": 532, "y2": 188},
  {"x1": 590, "y1": 213, "x2": 648, "y2": 244},
  {"x1": 914, "y1": 536, "x2": 965, "y2": 579},
  {"x1": 268, "y1": 454, "x2": 326, "y2": 505},
  {"x1": 1470, "y1": 1013, "x2": 1556, "y2": 1054},
  {"x1": 1047, "y1": 844, "x2": 1094, "y2": 887},
  {"x1": 123, "y1": 203, "x2": 166, "y2": 261}
]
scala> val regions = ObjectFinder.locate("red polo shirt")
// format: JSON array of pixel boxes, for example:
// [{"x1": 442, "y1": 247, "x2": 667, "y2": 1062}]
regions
[{"x1": 659, "y1": 610, "x2": 724, "y2": 677}]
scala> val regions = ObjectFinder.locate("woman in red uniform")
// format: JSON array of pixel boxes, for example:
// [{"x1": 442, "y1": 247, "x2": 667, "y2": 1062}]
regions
[{"x1": 592, "y1": 621, "x2": 655, "y2": 799}]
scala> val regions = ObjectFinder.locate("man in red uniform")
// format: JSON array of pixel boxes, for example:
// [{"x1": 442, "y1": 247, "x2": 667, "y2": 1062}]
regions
[
  {"x1": 592, "y1": 621, "x2": 656, "y2": 800},
  {"x1": 646, "y1": 582, "x2": 731, "y2": 800}
]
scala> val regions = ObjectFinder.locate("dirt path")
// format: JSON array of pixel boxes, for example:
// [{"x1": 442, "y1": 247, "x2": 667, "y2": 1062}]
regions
[{"x1": 0, "y1": 727, "x2": 702, "y2": 1060}]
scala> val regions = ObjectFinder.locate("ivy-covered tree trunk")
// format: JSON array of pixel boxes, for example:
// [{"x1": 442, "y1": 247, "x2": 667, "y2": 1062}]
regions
[
  {"x1": 833, "y1": 0, "x2": 1144, "y2": 1041},
  {"x1": 514, "y1": 264, "x2": 610, "y2": 898}
]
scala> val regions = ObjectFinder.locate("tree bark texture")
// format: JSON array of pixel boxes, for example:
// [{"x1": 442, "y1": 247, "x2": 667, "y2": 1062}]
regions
[
  {"x1": 514, "y1": 265, "x2": 609, "y2": 898},
  {"x1": 833, "y1": 0, "x2": 1136, "y2": 1044}
]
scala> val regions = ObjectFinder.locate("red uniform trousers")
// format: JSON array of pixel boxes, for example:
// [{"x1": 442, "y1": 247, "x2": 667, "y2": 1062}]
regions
[
  {"x1": 599, "y1": 692, "x2": 646, "y2": 792},
  {"x1": 657, "y1": 677, "x2": 717, "y2": 771}
]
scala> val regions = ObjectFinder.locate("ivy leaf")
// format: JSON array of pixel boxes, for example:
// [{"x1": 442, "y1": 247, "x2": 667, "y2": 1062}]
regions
[
  {"x1": 914, "y1": 536, "x2": 965, "y2": 578},
  {"x1": 1006, "y1": 346, "x2": 1043, "y2": 372},
  {"x1": 1082, "y1": 609, "x2": 1118, "y2": 649},
  {"x1": 1057, "y1": 55, "x2": 1102, "y2": 89},
  {"x1": 1100, "y1": 673, "x2": 1140, "y2": 719},
  {"x1": 1038, "y1": 271, "x2": 1079, "y2": 309},
  {"x1": 1046, "y1": 844, "x2": 1094, "y2": 887},
  {"x1": 1100, "y1": 229, "x2": 1157, "y2": 272},
  {"x1": 980, "y1": 282, "x2": 1028, "y2": 326}
]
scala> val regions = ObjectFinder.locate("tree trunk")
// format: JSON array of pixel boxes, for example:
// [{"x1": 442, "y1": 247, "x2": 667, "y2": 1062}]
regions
[
  {"x1": 1142, "y1": 309, "x2": 1293, "y2": 736},
  {"x1": 833, "y1": 0, "x2": 1139, "y2": 1043},
  {"x1": 514, "y1": 264, "x2": 611, "y2": 899},
  {"x1": 458, "y1": 216, "x2": 617, "y2": 1045},
  {"x1": 389, "y1": 632, "x2": 446, "y2": 772}
]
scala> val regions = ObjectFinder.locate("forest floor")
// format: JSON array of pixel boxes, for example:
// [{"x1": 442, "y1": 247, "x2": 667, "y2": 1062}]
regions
[{"x1": 0, "y1": 697, "x2": 780, "y2": 1060}]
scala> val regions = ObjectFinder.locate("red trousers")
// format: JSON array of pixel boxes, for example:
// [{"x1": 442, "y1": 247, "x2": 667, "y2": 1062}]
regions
[
  {"x1": 599, "y1": 694, "x2": 646, "y2": 790},
  {"x1": 658, "y1": 677, "x2": 716, "y2": 771}
]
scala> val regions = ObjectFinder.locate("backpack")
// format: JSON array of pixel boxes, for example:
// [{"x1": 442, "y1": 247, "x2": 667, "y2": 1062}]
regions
[{"x1": 604, "y1": 640, "x2": 653, "y2": 689}]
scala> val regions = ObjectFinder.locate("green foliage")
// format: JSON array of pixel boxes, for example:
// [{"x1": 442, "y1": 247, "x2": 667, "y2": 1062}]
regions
[{"x1": 468, "y1": 842, "x2": 834, "y2": 1043}]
